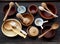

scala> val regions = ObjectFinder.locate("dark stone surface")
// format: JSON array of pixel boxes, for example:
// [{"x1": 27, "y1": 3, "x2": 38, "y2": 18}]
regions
[{"x1": 0, "y1": 1, "x2": 60, "y2": 44}]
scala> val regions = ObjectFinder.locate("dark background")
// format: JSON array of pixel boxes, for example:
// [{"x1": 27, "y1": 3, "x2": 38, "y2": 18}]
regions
[{"x1": 0, "y1": 0, "x2": 60, "y2": 44}]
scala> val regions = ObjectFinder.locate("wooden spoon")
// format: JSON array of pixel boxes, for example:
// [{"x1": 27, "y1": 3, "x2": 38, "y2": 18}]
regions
[
  {"x1": 16, "y1": 13, "x2": 30, "y2": 24},
  {"x1": 39, "y1": 6, "x2": 58, "y2": 17},
  {"x1": 3, "y1": 2, "x2": 14, "y2": 21},
  {"x1": 41, "y1": 2, "x2": 58, "y2": 17},
  {"x1": 38, "y1": 22, "x2": 59, "y2": 38},
  {"x1": 4, "y1": 21, "x2": 27, "y2": 38}
]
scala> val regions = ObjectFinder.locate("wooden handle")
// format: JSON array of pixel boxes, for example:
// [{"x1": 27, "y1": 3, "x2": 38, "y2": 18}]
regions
[
  {"x1": 3, "y1": 6, "x2": 11, "y2": 21},
  {"x1": 38, "y1": 28, "x2": 52, "y2": 38},
  {"x1": 17, "y1": 27, "x2": 27, "y2": 35},
  {"x1": 20, "y1": 30, "x2": 27, "y2": 35},
  {"x1": 12, "y1": 29, "x2": 26, "y2": 38},
  {"x1": 17, "y1": 14, "x2": 24, "y2": 20},
  {"x1": 15, "y1": 2, "x2": 20, "y2": 7},
  {"x1": 44, "y1": 9, "x2": 58, "y2": 17}
]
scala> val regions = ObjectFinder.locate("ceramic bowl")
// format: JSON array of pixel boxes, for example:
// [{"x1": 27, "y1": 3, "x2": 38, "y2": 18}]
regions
[
  {"x1": 42, "y1": 26, "x2": 55, "y2": 39},
  {"x1": 28, "y1": 4, "x2": 38, "y2": 14},
  {"x1": 27, "y1": 26, "x2": 39, "y2": 37},
  {"x1": 39, "y1": 2, "x2": 57, "y2": 19},
  {"x1": 3, "y1": 4, "x2": 16, "y2": 16},
  {"x1": 20, "y1": 13, "x2": 34, "y2": 26},
  {"x1": 1, "y1": 19, "x2": 22, "y2": 37}
]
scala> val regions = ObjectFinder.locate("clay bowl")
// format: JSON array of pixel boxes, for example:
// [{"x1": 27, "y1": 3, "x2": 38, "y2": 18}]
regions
[
  {"x1": 39, "y1": 2, "x2": 57, "y2": 19},
  {"x1": 20, "y1": 13, "x2": 34, "y2": 26},
  {"x1": 28, "y1": 4, "x2": 38, "y2": 14},
  {"x1": 42, "y1": 26, "x2": 55, "y2": 39},
  {"x1": 3, "y1": 4, "x2": 16, "y2": 16},
  {"x1": 27, "y1": 26, "x2": 39, "y2": 37},
  {"x1": 1, "y1": 19, "x2": 22, "y2": 37}
]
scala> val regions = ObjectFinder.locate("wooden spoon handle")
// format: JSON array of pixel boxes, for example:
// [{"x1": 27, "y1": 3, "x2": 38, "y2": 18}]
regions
[
  {"x1": 15, "y1": 2, "x2": 20, "y2": 7},
  {"x1": 3, "y1": 6, "x2": 11, "y2": 21},
  {"x1": 38, "y1": 28, "x2": 52, "y2": 38},
  {"x1": 18, "y1": 14, "x2": 24, "y2": 20},
  {"x1": 12, "y1": 29, "x2": 26, "y2": 38},
  {"x1": 20, "y1": 30, "x2": 27, "y2": 35},
  {"x1": 44, "y1": 9, "x2": 58, "y2": 17}
]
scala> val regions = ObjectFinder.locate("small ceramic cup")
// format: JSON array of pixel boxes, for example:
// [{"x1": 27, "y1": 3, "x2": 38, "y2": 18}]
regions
[
  {"x1": 17, "y1": 6, "x2": 26, "y2": 14},
  {"x1": 35, "y1": 18, "x2": 48, "y2": 29}
]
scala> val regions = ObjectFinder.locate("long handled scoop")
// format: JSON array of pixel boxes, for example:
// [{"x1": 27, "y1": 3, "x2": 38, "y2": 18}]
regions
[
  {"x1": 39, "y1": 6, "x2": 58, "y2": 17},
  {"x1": 3, "y1": 2, "x2": 14, "y2": 21},
  {"x1": 4, "y1": 21, "x2": 27, "y2": 38},
  {"x1": 16, "y1": 13, "x2": 30, "y2": 24},
  {"x1": 38, "y1": 22, "x2": 59, "y2": 38}
]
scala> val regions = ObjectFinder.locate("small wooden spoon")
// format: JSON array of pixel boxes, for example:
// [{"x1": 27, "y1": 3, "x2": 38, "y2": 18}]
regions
[
  {"x1": 41, "y1": 2, "x2": 58, "y2": 17},
  {"x1": 4, "y1": 21, "x2": 27, "y2": 38},
  {"x1": 3, "y1": 2, "x2": 14, "y2": 21},
  {"x1": 39, "y1": 6, "x2": 58, "y2": 17},
  {"x1": 16, "y1": 13, "x2": 30, "y2": 24},
  {"x1": 38, "y1": 22, "x2": 59, "y2": 38}
]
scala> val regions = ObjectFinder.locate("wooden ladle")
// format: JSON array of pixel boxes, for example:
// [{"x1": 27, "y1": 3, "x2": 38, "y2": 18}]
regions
[
  {"x1": 16, "y1": 13, "x2": 30, "y2": 24},
  {"x1": 3, "y1": 2, "x2": 14, "y2": 21},
  {"x1": 38, "y1": 22, "x2": 59, "y2": 38},
  {"x1": 4, "y1": 21, "x2": 27, "y2": 38},
  {"x1": 41, "y1": 2, "x2": 58, "y2": 17}
]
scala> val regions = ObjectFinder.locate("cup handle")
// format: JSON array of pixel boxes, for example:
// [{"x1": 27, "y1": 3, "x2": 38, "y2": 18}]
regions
[
  {"x1": 20, "y1": 30, "x2": 27, "y2": 35},
  {"x1": 43, "y1": 20, "x2": 48, "y2": 23},
  {"x1": 41, "y1": 26, "x2": 43, "y2": 29}
]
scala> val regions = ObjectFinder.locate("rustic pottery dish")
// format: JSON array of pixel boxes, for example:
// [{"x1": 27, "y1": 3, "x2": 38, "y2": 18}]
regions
[
  {"x1": 18, "y1": 13, "x2": 34, "y2": 26},
  {"x1": 39, "y1": 2, "x2": 57, "y2": 19},
  {"x1": 28, "y1": 4, "x2": 38, "y2": 14},
  {"x1": 3, "y1": 4, "x2": 16, "y2": 16},
  {"x1": 42, "y1": 26, "x2": 55, "y2": 39},
  {"x1": 27, "y1": 26, "x2": 39, "y2": 37},
  {"x1": 1, "y1": 19, "x2": 22, "y2": 37}
]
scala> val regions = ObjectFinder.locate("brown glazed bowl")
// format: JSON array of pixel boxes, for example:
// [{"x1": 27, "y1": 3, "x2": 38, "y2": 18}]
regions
[
  {"x1": 20, "y1": 13, "x2": 34, "y2": 26},
  {"x1": 27, "y1": 26, "x2": 39, "y2": 37},
  {"x1": 42, "y1": 26, "x2": 55, "y2": 39},
  {"x1": 39, "y1": 2, "x2": 57, "y2": 19},
  {"x1": 3, "y1": 4, "x2": 16, "y2": 16},
  {"x1": 28, "y1": 4, "x2": 38, "y2": 14}
]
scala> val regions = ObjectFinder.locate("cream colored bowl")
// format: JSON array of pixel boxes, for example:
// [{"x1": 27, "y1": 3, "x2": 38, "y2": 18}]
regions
[{"x1": 1, "y1": 19, "x2": 22, "y2": 37}]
